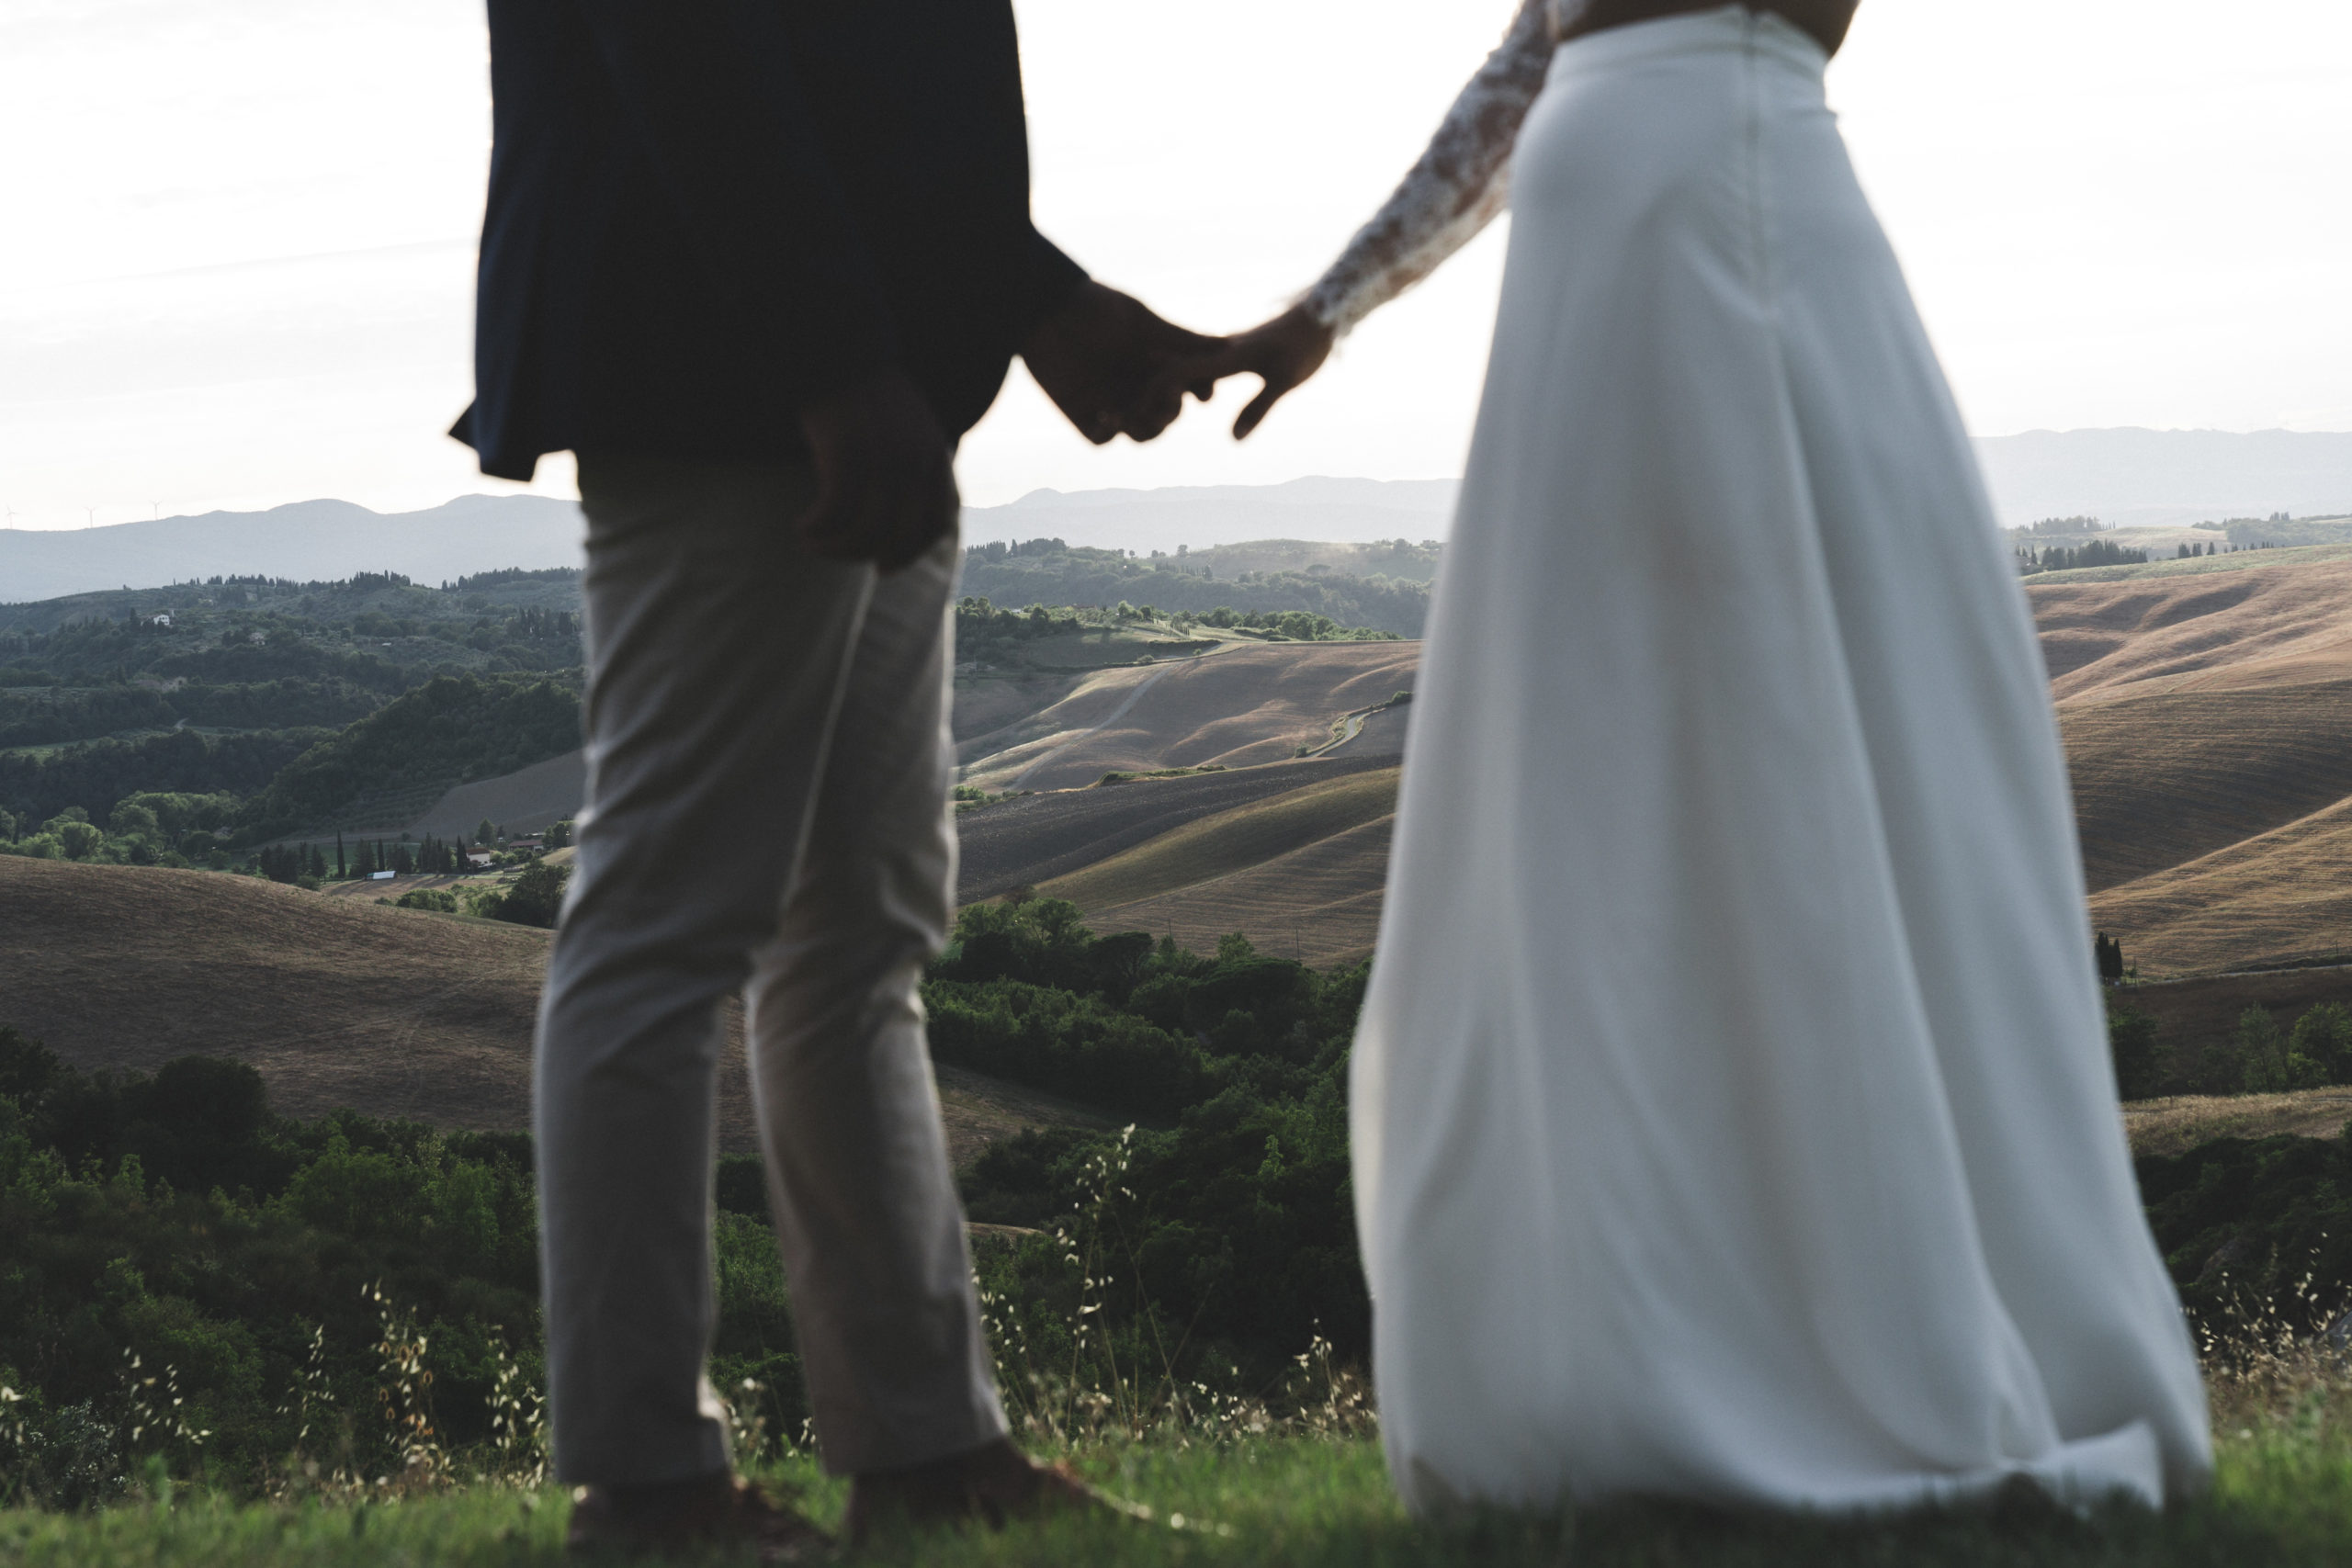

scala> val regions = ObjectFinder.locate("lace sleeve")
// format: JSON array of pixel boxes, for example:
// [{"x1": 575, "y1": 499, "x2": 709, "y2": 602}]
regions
[{"x1": 1301, "y1": 0, "x2": 1565, "y2": 337}]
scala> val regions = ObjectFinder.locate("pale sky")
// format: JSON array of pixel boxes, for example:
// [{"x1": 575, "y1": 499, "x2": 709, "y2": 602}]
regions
[{"x1": 2, "y1": 0, "x2": 2346, "y2": 531}]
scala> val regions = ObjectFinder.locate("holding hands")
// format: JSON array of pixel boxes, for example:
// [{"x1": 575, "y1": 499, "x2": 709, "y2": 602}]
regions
[
  {"x1": 1025, "y1": 285, "x2": 1338, "y2": 444},
  {"x1": 1153, "y1": 303, "x2": 1335, "y2": 441},
  {"x1": 795, "y1": 284, "x2": 1335, "y2": 572},
  {"x1": 1023, "y1": 281, "x2": 1225, "y2": 446}
]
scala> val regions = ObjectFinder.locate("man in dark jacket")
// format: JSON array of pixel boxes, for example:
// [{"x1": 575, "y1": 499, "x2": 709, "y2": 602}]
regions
[{"x1": 452, "y1": 2, "x2": 1210, "y2": 1553}]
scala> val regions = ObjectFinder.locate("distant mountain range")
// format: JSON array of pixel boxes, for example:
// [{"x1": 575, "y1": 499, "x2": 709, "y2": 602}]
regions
[
  {"x1": 6, "y1": 431, "x2": 2349, "y2": 601},
  {"x1": 0, "y1": 493, "x2": 588, "y2": 605},
  {"x1": 965, "y1": 476, "x2": 1461, "y2": 555}
]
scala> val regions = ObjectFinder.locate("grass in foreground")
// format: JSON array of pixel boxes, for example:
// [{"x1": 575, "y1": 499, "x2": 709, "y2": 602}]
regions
[{"x1": 7, "y1": 1430, "x2": 2352, "y2": 1567}]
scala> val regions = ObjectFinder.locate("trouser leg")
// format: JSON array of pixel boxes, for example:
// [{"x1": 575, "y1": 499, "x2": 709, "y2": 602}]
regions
[
  {"x1": 746, "y1": 527, "x2": 1009, "y2": 1476},
  {"x1": 536, "y1": 452, "x2": 872, "y2": 1486}
]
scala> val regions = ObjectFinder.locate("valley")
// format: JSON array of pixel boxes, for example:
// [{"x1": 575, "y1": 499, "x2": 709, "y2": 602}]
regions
[{"x1": 19, "y1": 516, "x2": 2352, "y2": 1140}]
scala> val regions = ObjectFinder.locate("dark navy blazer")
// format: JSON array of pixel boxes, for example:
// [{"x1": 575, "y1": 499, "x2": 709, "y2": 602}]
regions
[{"x1": 453, "y1": 0, "x2": 1087, "y2": 481}]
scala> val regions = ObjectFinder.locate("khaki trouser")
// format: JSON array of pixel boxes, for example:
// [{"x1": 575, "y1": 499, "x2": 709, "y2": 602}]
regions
[{"x1": 534, "y1": 452, "x2": 1004, "y2": 1484}]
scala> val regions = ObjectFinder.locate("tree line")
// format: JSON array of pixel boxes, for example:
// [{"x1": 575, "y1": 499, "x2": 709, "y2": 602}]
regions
[
  {"x1": 958, "y1": 548, "x2": 1430, "y2": 637},
  {"x1": 2109, "y1": 997, "x2": 2352, "y2": 1100},
  {"x1": 0, "y1": 678, "x2": 382, "y2": 750},
  {"x1": 2016, "y1": 537, "x2": 2150, "y2": 573},
  {"x1": 955, "y1": 596, "x2": 1398, "y2": 654}
]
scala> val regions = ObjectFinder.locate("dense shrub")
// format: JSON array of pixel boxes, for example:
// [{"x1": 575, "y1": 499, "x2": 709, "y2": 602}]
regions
[
  {"x1": 2138, "y1": 1126, "x2": 2352, "y2": 1333},
  {"x1": 0, "y1": 1028, "x2": 797, "y2": 1504},
  {"x1": 0, "y1": 729, "x2": 329, "y2": 829},
  {"x1": 0, "y1": 792, "x2": 245, "y2": 870},
  {"x1": 488, "y1": 860, "x2": 569, "y2": 929},
  {"x1": 0, "y1": 680, "x2": 382, "y2": 750},
  {"x1": 2105, "y1": 995, "x2": 2352, "y2": 1100},
  {"x1": 926, "y1": 979, "x2": 1214, "y2": 1119},
  {"x1": 2109, "y1": 1002, "x2": 2165, "y2": 1100}
]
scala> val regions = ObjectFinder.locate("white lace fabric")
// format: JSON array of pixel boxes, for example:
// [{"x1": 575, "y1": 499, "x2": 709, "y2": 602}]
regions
[{"x1": 1301, "y1": 0, "x2": 1575, "y2": 336}]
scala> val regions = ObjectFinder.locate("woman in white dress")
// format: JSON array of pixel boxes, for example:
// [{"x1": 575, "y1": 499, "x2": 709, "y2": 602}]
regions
[{"x1": 1191, "y1": 0, "x2": 2212, "y2": 1515}]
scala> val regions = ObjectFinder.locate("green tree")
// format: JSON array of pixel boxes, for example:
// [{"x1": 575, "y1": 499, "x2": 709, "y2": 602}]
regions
[
  {"x1": 2290, "y1": 1002, "x2": 2352, "y2": 1086},
  {"x1": 2094, "y1": 931, "x2": 2126, "y2": 983},
  {"x1": 2237, "y1": 1005, "x2": 2325, "y2": 1093},
  {"x1": 51, "y1": 818, "x2": 105, "y2": 861},
  {"x1": 107, "y1": 801, "x2": 162, "y2": 841},
  {"x1": 494, "y1": 859, "x2": 570, "y2": 929},
  {"x1": 2108, "y1": 1002, "x2": 2165, "y2": 1100}
]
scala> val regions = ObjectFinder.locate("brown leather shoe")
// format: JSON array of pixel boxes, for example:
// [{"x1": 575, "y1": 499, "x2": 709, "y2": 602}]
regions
[
  {"x1": 843, "y1": 1438, "x2": 1148, "y2": 1549},
  {"x1": 566, "y1": 1471, "x2": 832, "y2": 1562}
]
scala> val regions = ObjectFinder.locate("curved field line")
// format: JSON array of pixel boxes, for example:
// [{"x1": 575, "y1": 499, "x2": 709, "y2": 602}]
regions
[{"x1": 1008, "y1": 662, "x2": 1180, "y2": 791}]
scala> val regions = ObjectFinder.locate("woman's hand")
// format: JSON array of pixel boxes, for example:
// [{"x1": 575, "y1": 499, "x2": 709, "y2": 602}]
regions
[{"x1": 1162, "y1": 304, "x2": 1337, "y2": 440}]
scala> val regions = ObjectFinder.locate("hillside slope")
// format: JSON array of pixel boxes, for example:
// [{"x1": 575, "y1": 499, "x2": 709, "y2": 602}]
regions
[
  {"x1": 2060, "y1": 680, "x2": 2352, "y2": 893},
  {"x1": 1038, "y1": 769, "x2": 1400, "y2": 970},
  {"x1": 960, "y1": 641, "x2": 1419, "y2": 792},
  {"x1": 2015, "y1": 554, "x2": 2352, "y2": 974},
  {"x1": 0, "y1": 857, "x2": 1103, "y2": 1163},
  {"x1": 407, "y1": 748, "x2": 586, "y2": 840},
  {"x1": 2030, "y1": 557, "x2": 2352, "y2": 703},
  {"x1": 955, "y1": 752, "x2": 1396, "y2": 902},
  {"x1": 242, "y1": 675, "x2": 582, "y2": 841},
  {"x1": 2089, "y1": 799, "x2": 2352, "y2": 977},
  {"x1": 953, "y1": 554, "x2": 2352, "y2": 980}
]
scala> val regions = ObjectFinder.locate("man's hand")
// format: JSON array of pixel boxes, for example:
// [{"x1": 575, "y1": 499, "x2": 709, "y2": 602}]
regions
[
  {"x1": 797, "y1": 369, "x2": 959, "y2": 573},
  {"x1": 1155, "y1": 304, "x2": 1334, "y2": 441},
  {"x1": 1023, "y1": 281, "x2": 1224, "y2": 445}
]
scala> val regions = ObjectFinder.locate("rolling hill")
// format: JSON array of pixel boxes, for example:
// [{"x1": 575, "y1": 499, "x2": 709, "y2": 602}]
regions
[
  {"x1": 2060, "y1": 682, "x2": 2352, "y2": 893},
  {"x1": 0, "y1": 855, "x2": 1107, "y2": 1164},
  {"x1": 2022, "y1": 552, "x2": 2352, "y2": 976},
  {"x1": 2034, "y1": 555, "x2": 2352, "y2": 703},
  {"x1": 955, "y1": 752, "x2": 1398, "y2": 902},
  {"x1": 957, "y1": 640, "x2": 1419, "y2": 793},
  {"x1": 2087, "y1": 803, "x2": 2352, "y2": 977},
  {"x1": 406, "y1": 748, "x2": 587, "y2": 840},
  {"x1": 944, "y1": 544, "x2": 2352, "y2": 983},
  {"x1": 1037, "y1": 768, "x2": 1400, "y2": 970}
]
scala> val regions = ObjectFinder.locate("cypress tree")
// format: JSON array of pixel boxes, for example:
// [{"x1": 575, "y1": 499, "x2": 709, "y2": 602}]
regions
[
  {"x1": 335, "y1": 831, "x2": 346, "y2": 879},
  {"x1": 2093, "y1": 931, "x2": 2126, "y2": 983}
]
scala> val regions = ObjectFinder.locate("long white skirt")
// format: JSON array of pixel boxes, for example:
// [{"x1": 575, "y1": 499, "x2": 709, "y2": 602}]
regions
[{"x1": 1352, "y1": 7, "x2": 2211, "y2": 1514}]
